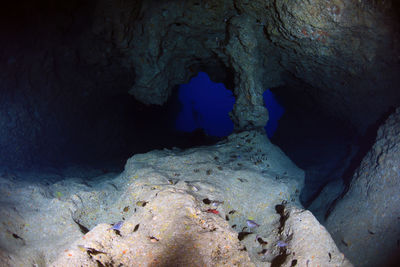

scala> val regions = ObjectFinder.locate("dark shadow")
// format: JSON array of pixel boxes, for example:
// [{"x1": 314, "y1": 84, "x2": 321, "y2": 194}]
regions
[
  {"x1": 341, "y1": 106, "x2": 397, "y2": 187},
  {"x1": 324, "y1": 106, "x2": 397, "y2": 219},
  {"x1": 269, "y1": 84, "x2": 359, "y2": 207},
  {"x1": 263, "y1": 89, "x2": 285, "y2": 138},
  {"x1": 148, "y1": 230, "x2": 205, "y2": 267}
]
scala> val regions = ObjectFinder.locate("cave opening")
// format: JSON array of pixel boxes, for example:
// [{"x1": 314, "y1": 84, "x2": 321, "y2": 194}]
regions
[
  {"x1": 174, "y1": 72, "x2": 286, "y2": 139},
  {"x1": 175, "y1": 71, "x2": 235, "y2": 137},
  {"x1": 268, "y1": 85, "x2": 362, "y2": 209}
]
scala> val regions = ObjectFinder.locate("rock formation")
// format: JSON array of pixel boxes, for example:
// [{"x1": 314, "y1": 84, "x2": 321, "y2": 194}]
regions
[
  {"x1": 326, "y1": 107, "x2": 400, "y2": 266},
  {"x1": 0, "y1": 0, "x2": 399, "y2": 266},
  {"x1": 51, "y1": 189, "x2": 255, "y2": 267},
  {"x1": 0, "y1": 130, "x2": 352, "y2": 266},
  {"x1": 1, "y1": 0, "x2": 399, "y2": 167}
]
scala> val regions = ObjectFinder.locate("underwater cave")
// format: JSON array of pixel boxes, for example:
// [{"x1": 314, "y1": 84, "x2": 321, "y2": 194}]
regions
[{"x1": 0, "y1": 0, "x2": 400, "y2": 266}]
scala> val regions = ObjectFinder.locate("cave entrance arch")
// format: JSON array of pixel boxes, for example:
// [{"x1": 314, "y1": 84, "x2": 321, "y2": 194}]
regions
[{"x1": 175, "y1": 72, "x2": 235, "y2": 137}]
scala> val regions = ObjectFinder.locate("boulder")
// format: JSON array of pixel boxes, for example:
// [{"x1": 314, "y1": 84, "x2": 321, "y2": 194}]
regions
[{"x1": 326, "y1": 107, "x2": 400, "y2": 266}]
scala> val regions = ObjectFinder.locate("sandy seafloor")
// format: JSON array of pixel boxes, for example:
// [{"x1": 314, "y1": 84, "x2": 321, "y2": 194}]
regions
[{"x1": 0, "y1": 131, "x2": 350, "y2": 266}]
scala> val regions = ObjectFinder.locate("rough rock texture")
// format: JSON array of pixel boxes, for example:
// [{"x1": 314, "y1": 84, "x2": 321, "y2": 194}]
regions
[
  {"x1": 70, "y1": 130, "x2": 305, "y2": 265},
  {"x1": 52, "y1": 194, "x2": 353, "y2": 267},
  {"x1": 126, "y1": 0, "x2": 270, "y2": 130},
  {"x1": 261, "y1": 0, "x2": 400, "y2": 131},
  {"x1": 0, "y1": 130, "x2": 353, "y2": 266},
  {"x1": 277, "y1": 207, "x2": 353, "y2": 267},
  {"x1": 0, "y1": 170, "x2": 93, "y2": 266},
  {"x1": 308, "y1": 179, "x2": 346, "y2": 222},
  {"x1": 124, "y1": 0, "x2": 400, "y2": 131},
  {"x1": 326, "y1": 107, "x2": 400, "y2": 266},
  {"x1": 51, "y1": 188, "x2": 255, "y2": 267}
]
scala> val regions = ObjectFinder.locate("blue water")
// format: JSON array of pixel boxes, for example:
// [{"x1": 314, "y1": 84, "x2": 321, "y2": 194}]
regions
[
  {"x1": 175, "y1": 72, "x2": 235, "y2": 137},
  {"x1": 175, "y1": 72, "x2": 284, "y2": 138}
]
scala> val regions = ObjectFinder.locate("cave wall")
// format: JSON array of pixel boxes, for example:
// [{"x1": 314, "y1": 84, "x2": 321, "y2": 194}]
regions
[
  {"x1": 325, "y1": 107, "x2": 400, "y2": 266},
  {"x1": 262, "y1": 0, "x2": 400, "y2": 132},
  {"x1": 0, "y1": 0, "x2": 136, "y2": 168},
  {"x1": 1, "y1": 0, "x2": 399, "y2": 168}
]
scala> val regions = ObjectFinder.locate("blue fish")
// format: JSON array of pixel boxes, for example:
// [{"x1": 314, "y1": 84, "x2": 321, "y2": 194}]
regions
[
  {"x1": 111, "y1": 221, "x2": 124, "y2": 231},
  {"x1": 277, "y1": 240, "x2": 288, "y2": 247},
  {"x1": 246, "y1": 220, "x2": 260, "y2": 228}
]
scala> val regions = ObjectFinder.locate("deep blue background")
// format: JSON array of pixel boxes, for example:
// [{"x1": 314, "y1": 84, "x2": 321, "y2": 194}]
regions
[{"x1": 175, "y1": 72, "x2": 284, "y2": 138}]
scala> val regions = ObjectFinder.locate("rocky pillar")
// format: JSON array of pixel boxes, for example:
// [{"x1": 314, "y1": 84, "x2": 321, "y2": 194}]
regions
[{"x1": 224, "y1": 15, "x2": 268, "y2": 131}]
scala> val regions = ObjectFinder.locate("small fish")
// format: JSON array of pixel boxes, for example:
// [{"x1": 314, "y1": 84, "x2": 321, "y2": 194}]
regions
[
  {"x1": 206, "y1": 209, "x2": 219, "y2": 214},
  {"x1": 111, "y1": 221, "x2": 124, "y2": 231},
  {"x1": 203, "y1": 198, "x2": 224, "y2": 206},
  {"x1": 211, "y1": 200, "x2": 224, "y2": 207},
  {"x1": 238, "y1": 231, "x2": 252, "y2": 241},
  {"x1": 12, "y1": 233, "x2": 23, "y2": 240},
  {"x1": 368, "y1": 229, "x2": 375, "y2": 235},
  {"x1": 77, "y1": 245, "x2": 106, "y2": 256},
  {"x1": 203, "y1": 198, "x2": 211, "y2": 204},
  {"x1": 256, "y1": 236, "x2": 268, "y2": 245},
  {"x1": 149, "y1": 236, "x2": 159, "y2": 242},
  {"x1": 77, "y1": 245, "x2": 87, "y2": 252},
  {"x1": 189, "y1": 184, "x2": 199, "y2": 192},
  {"x1": 258, "y1": 248, "x2": 267, "y2": 255},
  {"x1": 277, "y1": 240, "x2": 288, "y2": 247},
  {"x1": 136, "y1": 201, "x2": 148, "y2": 207},
  {"x1": 246, "y1": 220, "x2": 260, "y2": 228}
]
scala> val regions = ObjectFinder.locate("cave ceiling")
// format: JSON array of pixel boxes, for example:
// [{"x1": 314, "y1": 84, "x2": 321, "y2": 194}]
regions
[
  {"x1": 2, "y1": 0, "x2": 400, "y2": 133},
  {"x1": 95, "y1": 0, "x2": 399, "y2": 132}
]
